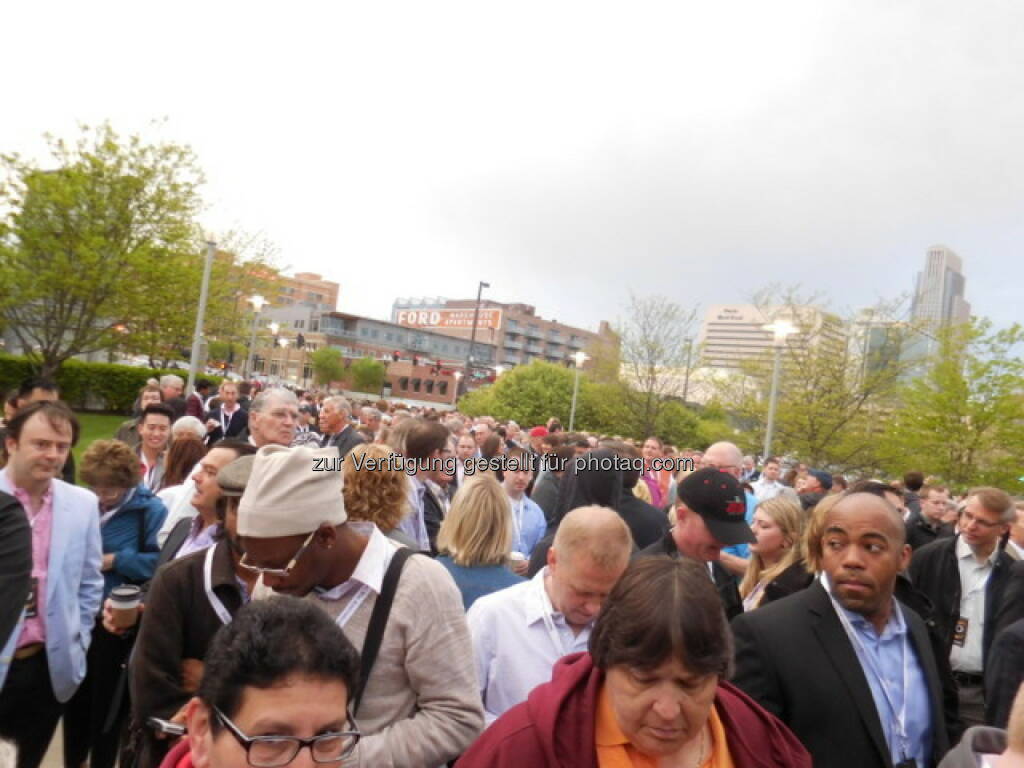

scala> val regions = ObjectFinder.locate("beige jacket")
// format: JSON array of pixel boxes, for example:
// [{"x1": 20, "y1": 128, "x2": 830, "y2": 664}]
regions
[{"x1": 314, "y1": 537, "x2": 484, "y2": 768}]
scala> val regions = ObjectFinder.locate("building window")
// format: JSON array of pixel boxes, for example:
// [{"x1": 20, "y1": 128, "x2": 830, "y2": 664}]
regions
[
  {"x1": 360, "y1": 328, "x2": 368, "y2": 337},
  {"x1": 371, "y1": 329, "x2": 379, "y2": 339},
  {"x1": 399, "y1": 377, "x2": 409, "y2": 391},
  {"x1": 425, "y1": 380, "x2": 434, "y2": 394},
  {"x1": 439, "y1": 381, "x2": 448, "y2": 396},
  {"x1": 385, "y1": 332, "x2": 393, "y2": 341},
  {"x1": 412, "y1": 378, "x2": 421, "y2": 393},
  {"x1": 311, "y1": 319, "x2": 320, "y2": 331}
]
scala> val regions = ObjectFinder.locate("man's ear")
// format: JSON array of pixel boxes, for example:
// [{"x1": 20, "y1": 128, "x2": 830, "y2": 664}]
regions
[
  {"x1": 186, "y1": 698, "x2": 211, "y2": 768},
  {"x1": 897, "y1": 543, "x2": 912, "y2": 573}
]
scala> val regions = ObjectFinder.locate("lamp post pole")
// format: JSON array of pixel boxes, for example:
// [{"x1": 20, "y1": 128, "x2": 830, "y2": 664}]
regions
[
  {"x1": 279, "y1": 338, "x2": 291, "y2": 385},
  {"x1": 243, "y1": 295, "x2": 267, "y2": 379},
  {"x1": 568, "y1": 351, "x2": 588, "y2": 432},
  {"x1": 761, "y1": 320, "x2": 796, "y2": 461},
  {"x1": 186, "y1": 239, "x2": 216, "y2": 395},
  {"x1": 465, "y1": 280, "x2": 490, "y2": 394},
  {"x1": 452, "y1": 371, "x2": 463, "y2": 408}
]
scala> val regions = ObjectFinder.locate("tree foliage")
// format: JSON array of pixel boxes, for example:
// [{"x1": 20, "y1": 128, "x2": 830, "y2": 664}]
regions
[
  {"x1": 877, "y1": 319, "x2": 1024, "y2": 491},
  {"x1": 616, "y1": 294, "x2": 700, "y2": 438},
  {"x1": 311, "y1": 347, "x2": 345, "y2": 387},
  {"x1": 350, "y1": 357, "x2": 386, "y2": 393},
  {"x1": 711, "y1": 290, "x2": 915, "y2": 470},
  {"x1": 0, "y1": 123, "x2": 204, "y2": 375}
]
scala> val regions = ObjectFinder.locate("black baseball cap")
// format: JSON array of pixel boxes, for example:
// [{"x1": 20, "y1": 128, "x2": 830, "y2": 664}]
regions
[{"x1": 677, "y1": 468, "x2": 754, "y2": 546}]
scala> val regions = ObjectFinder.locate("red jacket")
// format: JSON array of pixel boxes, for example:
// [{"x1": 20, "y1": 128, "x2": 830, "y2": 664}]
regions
[
  {"x1": 457, "y1": 652, "x2": 811, "y2": 768},
  {"x1": 158, "y1": 739, "x2": 191, "y2": 768}
]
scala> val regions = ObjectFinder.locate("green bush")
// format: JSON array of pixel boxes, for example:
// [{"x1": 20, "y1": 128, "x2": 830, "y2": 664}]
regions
[{"x1": 0, "y1": 354, "x2": 222, "y2": 414}]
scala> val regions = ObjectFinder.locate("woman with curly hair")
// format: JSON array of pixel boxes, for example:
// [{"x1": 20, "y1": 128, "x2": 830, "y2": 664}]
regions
[{"x1": 342, "y1": 443, "x2": 417, "y2": 548}]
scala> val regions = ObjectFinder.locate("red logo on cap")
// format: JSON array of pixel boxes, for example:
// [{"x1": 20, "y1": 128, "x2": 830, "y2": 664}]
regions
[{"x1": 725, "y1": 500, "x2": 745, "y2": 517}]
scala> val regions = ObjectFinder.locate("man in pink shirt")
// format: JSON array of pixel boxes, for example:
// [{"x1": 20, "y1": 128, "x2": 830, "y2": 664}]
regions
[{"x1": 0, "y1": 401, "x2": 103, "y2": 768}]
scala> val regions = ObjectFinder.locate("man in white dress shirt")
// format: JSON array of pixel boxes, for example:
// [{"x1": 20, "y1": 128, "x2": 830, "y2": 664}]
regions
[{"x1": 466, "y1": 505, "x2": 632, "y2": 723}]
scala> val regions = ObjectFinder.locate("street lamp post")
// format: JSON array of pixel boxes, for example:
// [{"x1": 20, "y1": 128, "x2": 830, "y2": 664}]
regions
[
  {"x1": 568, "y1": 350, "x2": 588, "y2": 432},
  {"x1": 465, "y1": 280, "x2": 490, "y2": 392},
  {"x1": 278, "y1": 337, "x2": 291, "y2": 385},
  {"x1": 186, "y1": 239, "x2": 216, "y2": 395},
  {"x1": 452, "y1": 371, "x2": 463, "y2": 407},
  {"x1": 243, "y1": 294, "x2": 267, "y2": 379},
  {"x1": 762, "y1": 320, "x2": 797, "y2": 461}
]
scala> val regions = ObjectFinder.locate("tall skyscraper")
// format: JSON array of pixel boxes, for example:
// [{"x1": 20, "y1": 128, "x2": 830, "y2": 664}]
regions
[
  {"x1": 910, "y1": 246, "x2": 971, "y2": 327},
  {"x1": 904, "y1": 245, "x2": 971, "y2": 364}
]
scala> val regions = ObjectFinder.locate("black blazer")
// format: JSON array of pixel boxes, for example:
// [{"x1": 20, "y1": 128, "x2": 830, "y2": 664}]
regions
[
  {"x1": 985, "y1": 618, "x2": 1024, "y2": 728},
  {"x1": 323, "y1": 426, "x2": 366, "y2": 459},
  {"x1": 993, "y1": 559, "x2": 1024, "y2": 639},
  {"x1": 0, "y1": 492, "x2": 31, "y2": 650},
  {"x1": 731, "y1": 582, "x2": 955, "y2": 768},
  {"x1": 206, "y1": 407, "x2": 248, "y2": 445}
]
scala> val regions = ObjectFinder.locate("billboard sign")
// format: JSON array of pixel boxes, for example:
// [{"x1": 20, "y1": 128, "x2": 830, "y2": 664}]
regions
[{"x1": 395, "y1": 308, "x2": 503, "y2": 331}]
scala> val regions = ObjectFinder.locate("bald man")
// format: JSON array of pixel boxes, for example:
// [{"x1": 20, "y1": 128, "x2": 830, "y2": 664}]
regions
[
  {"x1": 467, "y1": 506, "x2": 632, "y2": 724},
  {"x1": 701, "y1": 441, "x2": 757, "y2": 576},
  {"x1": 732, "y1": 493, "x2": 956, "y2": 768}
]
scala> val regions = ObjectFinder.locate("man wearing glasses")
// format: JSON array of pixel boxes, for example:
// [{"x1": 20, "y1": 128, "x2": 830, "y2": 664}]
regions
[
  {"x1": 910, "y1": 486, "x2": 1016, "y2": 728},
  {"x1": 162, "y1": 597, "x2": 362, "y2": 768},
  {"x1": 236, "y1": 444, "x2": 483, "y2": 767}
]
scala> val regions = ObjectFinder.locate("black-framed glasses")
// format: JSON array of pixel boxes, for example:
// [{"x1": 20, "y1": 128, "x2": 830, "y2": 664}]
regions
[
  {"x1": 213, "y1": 705, "x2": 360, "y2": 767},
  {"x1": 239, "y1": 530, "x2": 316, "y2": 578}
]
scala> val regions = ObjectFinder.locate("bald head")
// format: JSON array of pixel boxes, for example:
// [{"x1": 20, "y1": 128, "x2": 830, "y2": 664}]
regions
[
  {"x1": 702, "y1": 441, "x2": 743, "y2": 478},
  {"x1": 552, "y1": 505, "x2": 633, "y2": 571},
  {"x1": 829, "y1": 492, "x2": 907, "y2": 547}
]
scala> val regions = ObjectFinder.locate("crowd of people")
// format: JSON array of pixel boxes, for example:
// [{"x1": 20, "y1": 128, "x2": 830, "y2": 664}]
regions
[{"x1": 1, "y1": 373, "x2": 1024, "y2": 768}]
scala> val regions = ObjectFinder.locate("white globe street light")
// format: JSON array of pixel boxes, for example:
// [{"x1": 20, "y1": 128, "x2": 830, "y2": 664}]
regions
[{"x1": 762, "y1": 319, "x2": 798, "y2": 460}]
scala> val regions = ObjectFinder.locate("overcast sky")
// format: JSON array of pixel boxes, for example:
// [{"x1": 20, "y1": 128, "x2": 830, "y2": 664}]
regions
[{"x1": 5, "y1": 1, "x2": 1022, "y2": 333}]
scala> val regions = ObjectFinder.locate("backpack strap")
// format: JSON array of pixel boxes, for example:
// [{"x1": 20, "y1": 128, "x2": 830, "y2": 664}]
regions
[{"x1": 352, "y1": 546, "x2": 417, "y2": 716}]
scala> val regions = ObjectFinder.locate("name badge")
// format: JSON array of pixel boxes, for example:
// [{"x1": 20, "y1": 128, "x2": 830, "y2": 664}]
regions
[{"x1": 953, "y1": 616, "x2": 968, "y2": 647}]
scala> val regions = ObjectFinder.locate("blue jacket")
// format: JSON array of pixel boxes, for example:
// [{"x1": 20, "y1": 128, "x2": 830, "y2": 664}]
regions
[
  {"x1": 0, "y1": 473, "x2": 103, "y2": 703},
  {"x1": 100, "y1": 484, "x2": 167, "y2": 598}
]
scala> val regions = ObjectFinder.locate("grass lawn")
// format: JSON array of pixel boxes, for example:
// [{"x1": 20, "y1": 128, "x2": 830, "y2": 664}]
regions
[{"x1": 73, "y1": 411, "x2": 128, "y2": 466}]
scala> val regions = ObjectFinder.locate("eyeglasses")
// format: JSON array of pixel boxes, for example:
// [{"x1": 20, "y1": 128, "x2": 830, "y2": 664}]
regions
[
  {"x1": 239, "y1": 530, "x2": 316, "y2": 578},
  {"x1": 213, "y1": 706, "x2": 360, "y2": 767},
  {"x1": 960, "y1": 509, "x2": 1005, "y2": 530}
]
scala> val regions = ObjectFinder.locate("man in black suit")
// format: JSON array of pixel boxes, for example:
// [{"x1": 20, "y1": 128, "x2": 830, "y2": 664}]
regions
[
  {"x1": 906, "y1": 484, "x2": 956, "y2": 552},
  {"x1": 986, "y1": 618, "x2": 1024, "y2": 729},
  {"x1": 909, "y1": 487, "x2": 1015, "y2": 728},
  {"x1": 204, "y1": 381, "x2": 248, "y2": 445},
  {"x1": 637, "y1": 468, "x2": 753, "y2": 620},
  {"x1": 0, "y1": 492, "x2": 31, "y2": 651},
  {"x1": 732, "y1": 492, "x2": 956, "y2": 768},
  {"x1": 318, "y1": 396, "x2": 365, "y2": 459}
]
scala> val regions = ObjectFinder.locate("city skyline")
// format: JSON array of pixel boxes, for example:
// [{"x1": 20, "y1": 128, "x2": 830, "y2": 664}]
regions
[{"x1": 3, "y1": 2, "x2": 1021, "y2": 337}]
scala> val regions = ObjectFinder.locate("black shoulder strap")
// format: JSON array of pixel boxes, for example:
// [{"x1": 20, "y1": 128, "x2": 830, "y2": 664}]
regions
[{"x1": 352, "y1": 546, "x2": 416, "y2": 715}]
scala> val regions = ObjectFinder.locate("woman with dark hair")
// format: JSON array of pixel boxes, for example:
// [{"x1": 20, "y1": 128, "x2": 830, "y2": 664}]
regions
[
  {"x1": 527, "y1": 448, "x2": 624, "y2": 576},
  {"x1": 158, "y1": 597, "x2": 362, "y2": 768},
  {"x1": 459, "y1": 557, "x2": 811, "y2": 767}
]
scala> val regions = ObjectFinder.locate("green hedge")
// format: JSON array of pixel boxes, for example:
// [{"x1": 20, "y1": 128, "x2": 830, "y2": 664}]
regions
[{"x1": 0, "y1": 354, "x2": 222, "y2": 414}]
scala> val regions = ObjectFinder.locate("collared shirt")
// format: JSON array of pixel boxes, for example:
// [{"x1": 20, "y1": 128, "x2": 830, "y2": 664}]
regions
[
  {"x1": 950, "y1": 535, "x2": 998, "y2": 673},
  {"x1": 7, "y1": 469, "x2": 54, "y2": 648},
  {"x1": 467, "y1": 567, "x2": 593, "y2": 724},
  {"x1": 595, "y1": 683, "x2": 734, "y2": 768},
  {"x1": 830, "y1": 584, "x2": 933, "y2": 767},
  {"x1": 175, "y1": 518, "x2": 221, "y2": 560},
  {"x1": 138, "y1": 450, "x2": 165, "y2": 491},
  {"x1": 398, "y1": 476, "x2": 431, "y2": 552},
  {"x1": 315, "y1": 522, "x2": 396, "y2": 602},
  {"x1": 507, "y1": 494, "x2": 546, "y2": 557},
  {"x1": 751, "y1": 478, "x2": 785, "y2": 503},
  {"x1": 1008, "y1": 540, "x2": 1024, "y2": 561}
]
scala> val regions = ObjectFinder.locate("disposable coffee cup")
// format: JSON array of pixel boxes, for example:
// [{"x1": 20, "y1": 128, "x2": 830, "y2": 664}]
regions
[
  {"x1": 508, "y1": 552, "x2": 527, "y2": 562},
  {"x1": 110, "y1": 585, "x2": 142, "y2": 629}
]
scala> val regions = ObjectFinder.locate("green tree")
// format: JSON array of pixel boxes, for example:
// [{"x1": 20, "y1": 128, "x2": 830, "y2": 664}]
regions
[
  {"x1": 878, "y1": 319, "x2": 1024, "y2": 491},
  {"x1": 350, "y1": 357, "x2": 386, "y2": 393},
  {"x1": 710, "y1": 291, "x2": 913, "y2": 469},
  {"x1": 311, "y1": 347, "x2": 345, "y2": 387},
  {"x1": 0, "y1": 123, "x2": 204, "y2": 375},
  {"x1": 616, "y1": 294, "x2": 700, "y2": 438}
]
